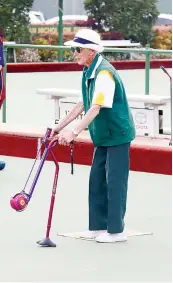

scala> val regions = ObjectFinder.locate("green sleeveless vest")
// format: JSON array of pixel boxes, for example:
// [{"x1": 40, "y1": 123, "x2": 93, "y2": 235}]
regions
[{"x1": 82, "y1": 54, "x2": 136, "y2": 146}]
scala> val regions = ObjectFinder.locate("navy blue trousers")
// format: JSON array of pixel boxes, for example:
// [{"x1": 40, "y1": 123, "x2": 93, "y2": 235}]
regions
[{"x1": 89, "y1": 143, "x2": 130, "y2": 233}]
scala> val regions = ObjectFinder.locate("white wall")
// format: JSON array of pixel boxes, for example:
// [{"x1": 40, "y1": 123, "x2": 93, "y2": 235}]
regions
[
  {"x1": 32, "y1": 0, "x2": 172, "y2": 20},
  {"x1": 32, "y1": 0, "x2": 85, "y2": 19}
]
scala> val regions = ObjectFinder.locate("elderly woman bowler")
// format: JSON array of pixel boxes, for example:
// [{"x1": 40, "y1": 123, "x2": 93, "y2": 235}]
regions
[{"x1": 51, "y1": 28, "x2": 135, "y2": 243}]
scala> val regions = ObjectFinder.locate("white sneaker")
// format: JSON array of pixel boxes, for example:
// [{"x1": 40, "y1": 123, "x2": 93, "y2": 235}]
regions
[
  {"x1": 96, "y1": 231, "x2": 127, "y2": 243},
  {"x1": 72, "y1": 230, "x2": 106, "y2": 239}
]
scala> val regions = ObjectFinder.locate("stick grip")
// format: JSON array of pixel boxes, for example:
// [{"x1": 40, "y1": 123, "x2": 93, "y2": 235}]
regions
[
  {"x1": 160, "y1": 65, "x2": 166, "y2": 73},
  {"x1": 160, "y1": 66, "x2": 172, "y2": 81}
]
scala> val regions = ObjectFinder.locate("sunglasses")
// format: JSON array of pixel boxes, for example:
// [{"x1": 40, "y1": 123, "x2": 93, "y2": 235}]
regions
[{"x1": 71, "y1": 47, "x2": 83, "y2": 53}]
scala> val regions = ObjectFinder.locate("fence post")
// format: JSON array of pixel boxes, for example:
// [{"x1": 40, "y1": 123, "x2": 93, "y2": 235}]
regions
[
  {"x1": 2, "y1": 46, "x2": 7, "y2": 123},
  {"x1": 145, "y1": 44, "x2": 151, "y2": 95},
  {"x1": 58, "y1": 0, "x2": 63, "y2": 62}
]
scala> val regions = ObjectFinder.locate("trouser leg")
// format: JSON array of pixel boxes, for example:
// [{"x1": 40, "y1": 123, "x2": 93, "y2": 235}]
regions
[
  {"x1": 107, "y1": 143, "x2": 130, "y2": 233},
  {"x1": 89, "y1": 146, "x2": 108, "y2": 231}
]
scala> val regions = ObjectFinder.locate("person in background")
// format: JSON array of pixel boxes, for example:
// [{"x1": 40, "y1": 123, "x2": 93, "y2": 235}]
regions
[
  {"x1": 51, "y1": 28, "x2": 136, "y2": 243},
  {"x1": 0, "y1": 28, "x2": 6, "y2": 171}
]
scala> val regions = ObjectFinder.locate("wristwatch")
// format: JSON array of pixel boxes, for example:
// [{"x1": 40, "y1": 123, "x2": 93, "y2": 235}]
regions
[{"x1": 72, "y1": 129, "x2": 78, "y2": 137}]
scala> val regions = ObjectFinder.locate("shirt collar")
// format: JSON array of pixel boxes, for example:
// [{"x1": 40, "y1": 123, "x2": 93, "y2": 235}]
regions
[{"x1": 83, "y1": 54, "x2": 103, "y2": 80}]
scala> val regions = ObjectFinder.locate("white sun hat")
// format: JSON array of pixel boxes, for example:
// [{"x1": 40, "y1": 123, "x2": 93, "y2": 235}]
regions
[{"x1": 64, "y1": 28, "x2": 104, "y2": 53}]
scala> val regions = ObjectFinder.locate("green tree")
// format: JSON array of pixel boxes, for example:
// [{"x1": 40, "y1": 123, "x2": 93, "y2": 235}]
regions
[
  {"x1": 0, "y1": 0, "x2": 33, "y2": 43},
  {"x1": 84, "y1": 0, "x2": 159, "y2": 45}
]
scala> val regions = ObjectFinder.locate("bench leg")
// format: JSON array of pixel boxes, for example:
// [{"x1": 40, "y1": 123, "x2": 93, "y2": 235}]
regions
[
  {"x1": 54, "y1": 99, "x2": 60, "y2": 124},
  {"x1": 153, "y1": 106, "x2": 160, "y2": 137}
]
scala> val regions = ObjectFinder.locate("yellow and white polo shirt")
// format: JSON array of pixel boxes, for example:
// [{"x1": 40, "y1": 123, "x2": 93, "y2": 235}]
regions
[{"x1": 92, "y1": 70, "x2": 115, "y2": 108}]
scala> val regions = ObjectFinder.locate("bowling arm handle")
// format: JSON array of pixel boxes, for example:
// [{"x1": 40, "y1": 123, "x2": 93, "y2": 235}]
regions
[{"x1": 48, "y1": 139, "x2": 74, "y2": 175}]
